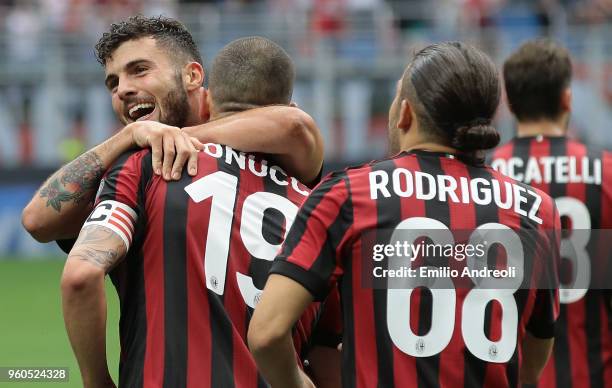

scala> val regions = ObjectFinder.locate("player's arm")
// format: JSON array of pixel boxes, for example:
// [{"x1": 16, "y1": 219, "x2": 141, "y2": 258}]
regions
[
  {"x1": 183, "y1": 106, "x2": 324, "y2": 185},
  {"x1": 61, "y1": 199, "x2": 136, "y2": 388},
  {"x1": 520, "y1": 333, "x2": 553, "y2": 384},
  {"x1": 61, "y1": 226, "x2": 125, "y2": 388},
  {"x1": 248, "y1": 274, "x2": 316, "y2": 388},
  {"x1": 21, "y1": 123, "x2": 198, "y2": 242}
]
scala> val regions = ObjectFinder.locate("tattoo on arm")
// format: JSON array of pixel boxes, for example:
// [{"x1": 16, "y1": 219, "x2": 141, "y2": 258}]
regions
[
  {"x1": 39, "y1": 151, "x2": 105, "y2": 212},
  {"x1": 70, "y1": 226, "x2": 125, "y2": 272}
]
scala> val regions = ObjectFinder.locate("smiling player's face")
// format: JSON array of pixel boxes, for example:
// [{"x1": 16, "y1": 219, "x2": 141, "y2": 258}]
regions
[{"x1": 104, "y1": 37, "x2": 190, "y2": 127}]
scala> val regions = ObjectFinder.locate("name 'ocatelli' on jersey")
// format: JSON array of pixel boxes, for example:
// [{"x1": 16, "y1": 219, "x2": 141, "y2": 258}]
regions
[
  {"x1": 271, "y1": 150, "x2": 561, "y2": 388},
  {"x1": 491, "y1": 136, "x2": 612, "y2": 388},
  {"x1": 95, "y1": 144, "x2": 319, "y2": 388}
]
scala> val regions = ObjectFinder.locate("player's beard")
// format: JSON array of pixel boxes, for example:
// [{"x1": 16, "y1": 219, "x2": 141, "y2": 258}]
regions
[{"x1": 159, "y1": 73, "x2": 190, "y2": 127}]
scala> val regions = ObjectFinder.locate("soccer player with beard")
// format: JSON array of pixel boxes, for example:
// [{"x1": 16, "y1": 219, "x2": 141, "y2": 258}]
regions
[
  {"x1": 57, "y1": 29, "x2": 335, "y2": 387},
  {"x1": 22, "y1": 16, "x2": 323, "y2": 245},
  {"x1": 249, "y1": 42, "x2": 562, "y2": 388},
  {"x1": 21, "y1": 16, "x2": 335, "y2": 388},
  {"x1": 490, "y1": 39, "x2": 612, "y2": 388}
]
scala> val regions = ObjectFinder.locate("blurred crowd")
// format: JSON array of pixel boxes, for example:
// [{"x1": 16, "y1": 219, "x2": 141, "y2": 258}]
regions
[
  {"x1": 0, "y1": 0, "x2": 609, "y2": 39},
  {"x1": 0, "y1": 0, "x2": 610, "y2": 166}
]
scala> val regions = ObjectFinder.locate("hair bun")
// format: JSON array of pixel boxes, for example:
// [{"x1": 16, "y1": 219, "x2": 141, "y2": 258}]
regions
[{"x1": 452, "y1": 122, "x2": 500, "y2": 151}]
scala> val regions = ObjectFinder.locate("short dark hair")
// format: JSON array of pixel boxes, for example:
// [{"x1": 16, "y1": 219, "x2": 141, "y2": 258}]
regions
[
  {"x1": 503, "y1": 39, "x2": 572, "y2": 122},
  {"x1": 95, "y1": 15, "x2": 203, "y2": 68},
  {"x1": 209, "y1": 36, "x2": 295, "y2": 112},
  {"x1": 401, "y1": 41, "x2": 501, "y2": 151}
]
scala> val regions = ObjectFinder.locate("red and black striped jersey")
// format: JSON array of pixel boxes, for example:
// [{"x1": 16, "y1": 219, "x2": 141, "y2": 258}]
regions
[
  {"x1": 491, "y1": 136, "x2": 612, "y2": 388},
  {"x1": 271, "y1": 150, "x2": 561, "y2": 388},
  {"x1": 95, "y1": 144, "x2": 322, "y2": 388}
]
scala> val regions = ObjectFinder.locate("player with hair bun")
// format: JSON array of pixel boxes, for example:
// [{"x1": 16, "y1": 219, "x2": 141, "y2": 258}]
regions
[{"x1": 249, "y1": 41, "x2": 562, "y2": 388}]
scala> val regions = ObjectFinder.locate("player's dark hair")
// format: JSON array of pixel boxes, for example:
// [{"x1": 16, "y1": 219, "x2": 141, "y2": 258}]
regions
[
  {"x1": 401, "y1": 41, "x2": 501, "y2": 151},
  {"x1": 95, "y1": 15, "x2": 203, "y2": 68},
  {"x1": 209, "y1": 36, "x2": 295, "y2": 113},
  {"x1": 503, "y1": 39, "x2": 572, "y2": 122}
]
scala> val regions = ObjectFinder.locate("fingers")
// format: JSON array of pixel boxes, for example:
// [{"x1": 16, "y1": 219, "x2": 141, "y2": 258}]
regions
[
  {"x1": 162, "y1": 134, "x2": 176, "y2": 180},
  {"x1": 190, "y1": 137, "x2": 204, "y2": 150},
  {"x1": 170, "y1": 134, "x2": 194, "y2": 179},
  {"x1": 147, "y1": 125, "x2": 199, "y2": 180},
  {"x1": 149, "y1": 133, "x2": 163, "y2": 176},
  {"x1": 186, "y1": 138, "x2": 200, "y2": 176}
]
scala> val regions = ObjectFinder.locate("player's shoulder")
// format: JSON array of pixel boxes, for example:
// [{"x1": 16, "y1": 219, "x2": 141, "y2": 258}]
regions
[
  {"x1": 198, "y1": 142, "x2": 229, "y2": 162},
  {"x1": 336, "y1": 151, "x2": 417, "y2": 176},
  {"x1": 576, "y1": 140, "x2": 611, "y2": 159},
  {"x1": 554, "y1": 136, "x2": 606, "y2": 159},
  {"x1": 198, "y1": 142, "x2": 266, "y2": 167},
  {"x1": 107, "y1": 149, "x2": 152, "y2": 176},
  {"x1": 316, "y1": 152, "x2": 415, "y2": 187},
  {"x1": 487, "y1": 164, "x2": 557, "y2": 220},
  {"x1": 118, "y1": 148, "x2": 152, "y2": 162},
  {"x1": 196, "y1": 142, "x2": 259, "y2": 174},
  {"x1": 567, "y1": 139, "x2": 612, "y2": 177},
  {"x1": 486, "y1": 162, "x2": 549, "y2": 196}
]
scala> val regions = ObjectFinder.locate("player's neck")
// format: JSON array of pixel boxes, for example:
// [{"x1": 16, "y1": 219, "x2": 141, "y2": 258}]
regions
[
  {"x1": 403, "y1": 141, "x2": 457, "y2": 155},
  {"x1": 516, "y1": 121, "x2": 566, "y2": 138},
  {"x1": 209, "y1": 111, "x2": 235, "y2": 121},
  {"x1": 186, "y1": 92, "x2": 205, "y2": 126}
]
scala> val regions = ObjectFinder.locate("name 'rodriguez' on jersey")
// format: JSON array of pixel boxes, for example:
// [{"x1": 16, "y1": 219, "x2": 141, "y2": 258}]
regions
[{"x1": 368, "y1": 159, "x2": 544, "y2": 224}]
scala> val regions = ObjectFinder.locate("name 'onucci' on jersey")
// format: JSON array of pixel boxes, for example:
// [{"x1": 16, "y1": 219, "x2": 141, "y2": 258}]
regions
[
  {"x1": 92, "y1": 144, "x2": 323, "y2": 388},
  {"x1": 491, "y1": 136, "x2": 612, "y2": 388},
  {"x1": 271, "y1": 150, "x2": 561, "y2": 388}
]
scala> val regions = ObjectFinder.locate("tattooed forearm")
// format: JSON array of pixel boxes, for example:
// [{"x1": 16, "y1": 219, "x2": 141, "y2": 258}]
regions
[
  {"x1": 39, "y1": 151, "x2": 105, "y2": 212},
  {"x1": 71, "y1": 248, "x2": 119, "y2": 270},
  {"x1": 71, "y1": 226, "x2": 125, "y2": 272}
]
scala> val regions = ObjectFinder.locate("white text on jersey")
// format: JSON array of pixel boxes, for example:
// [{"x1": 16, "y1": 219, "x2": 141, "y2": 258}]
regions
[
  {"x1": 491, "y1": 156, "x2": 602, "y2": 185},
  {"x1": 201, "y1": 143, "x2": 309, "y2": 196},
  {"x1": 368, "y1": 169, "x2": 543, "y2": 224}
]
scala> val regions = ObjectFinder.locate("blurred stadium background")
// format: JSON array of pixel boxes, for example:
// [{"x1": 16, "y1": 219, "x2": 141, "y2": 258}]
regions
[{"x1": 0, "y1": 0, "x2": 609, "y2": 386}]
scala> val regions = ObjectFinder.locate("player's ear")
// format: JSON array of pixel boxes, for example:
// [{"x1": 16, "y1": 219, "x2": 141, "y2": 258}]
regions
[
  {"x1": 560, "y1": 87, "x2": 572, "y2": 113},
  {"x1": 199, "y1": 87, "x2": 210, "y2": 122},
  {"x1": 397, "y1": 99, "x2": 413, "y2": 132},
  {"x1": 184, "y1": 62, "x2": 204, "y2": 92}
]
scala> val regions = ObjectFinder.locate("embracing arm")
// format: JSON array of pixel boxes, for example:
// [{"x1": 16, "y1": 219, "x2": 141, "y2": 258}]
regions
[
  {"x1": 183, "y1": 106, "x2": 324, "y2": 185},
  {"x1": 22, "y1": 123, "x2": 199, "y2": 242},
  {"x1": 61, "y1": 225, "x2": 126, "y2": 388},
  {"x1": 22, "y1": 131, "x2": 131, "y2": 242}
]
